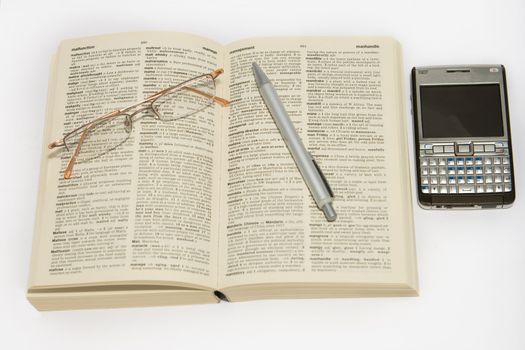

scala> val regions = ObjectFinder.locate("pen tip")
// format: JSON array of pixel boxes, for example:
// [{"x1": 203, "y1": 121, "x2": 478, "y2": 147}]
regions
[{"x1": 252, "y1": 62, "x2": 270, "y2": 87}]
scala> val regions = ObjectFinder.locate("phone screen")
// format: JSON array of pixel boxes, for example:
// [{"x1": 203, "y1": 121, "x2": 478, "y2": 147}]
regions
[{"x1": 420, "y1": 84, "x2": 504, "y2": 138}]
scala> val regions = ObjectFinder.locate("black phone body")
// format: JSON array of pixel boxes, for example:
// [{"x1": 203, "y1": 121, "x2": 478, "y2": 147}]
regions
[{"x1": 411, "y1": 65, "x2": 515, "y2": 209}]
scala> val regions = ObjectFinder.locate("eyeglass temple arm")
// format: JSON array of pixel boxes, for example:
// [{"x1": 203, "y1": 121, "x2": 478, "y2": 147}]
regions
[
  {"x1": 60, "y1": 110, "x2": 120, "y2": 178},
  {"x1": 145, "y1": 68, "x2": 230, "y2": 107},
  {"x1": 144, "y1": 68, "x2": 229, "y2": 105},
  {"x1": 48, "y1": 139, "x2": 65, "y2": 149},
  {"x1": 210, "y1": 68, "x2": 223, "y2": 79},
  {"x1": 207, "y1": 68, "x2": 230, "y2": 106},
  {"x1": 63, "y1": 124, "x2": 92, "y2": 179},
  {"x1": 48, "y1": 110, "x2": 121, "y2": 150},
  {"x1": 182, "y1": 86, "x2": 230, "y2": 107}
]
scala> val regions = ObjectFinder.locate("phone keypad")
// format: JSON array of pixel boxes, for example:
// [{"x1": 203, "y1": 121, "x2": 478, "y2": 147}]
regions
[{"x1": 420, "y1": 156, "x2": 512, "y2": 194}]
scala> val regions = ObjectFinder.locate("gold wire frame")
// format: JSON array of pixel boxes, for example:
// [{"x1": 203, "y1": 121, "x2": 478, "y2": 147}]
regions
[{"x1": 48, "y1": 68, "x2": 230, "y2": 179}]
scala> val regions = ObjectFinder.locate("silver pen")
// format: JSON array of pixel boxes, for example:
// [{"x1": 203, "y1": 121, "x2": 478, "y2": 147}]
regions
[{"x1": 252, "y1": 62, "x2": 337, "y2": 222}]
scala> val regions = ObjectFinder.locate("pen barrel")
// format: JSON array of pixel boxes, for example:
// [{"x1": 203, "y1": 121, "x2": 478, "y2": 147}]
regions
[{"x1": 259, "y1": 83, "x2": 333, "y2": 209}]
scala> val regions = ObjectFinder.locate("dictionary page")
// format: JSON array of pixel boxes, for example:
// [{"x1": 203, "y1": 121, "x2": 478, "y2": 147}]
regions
[
  {"x1": 218, "y1": 37, "x2": 417, "y2": 296},
  {"x1": 29, "y1": 32, "x2": 226, "y2": 292}
]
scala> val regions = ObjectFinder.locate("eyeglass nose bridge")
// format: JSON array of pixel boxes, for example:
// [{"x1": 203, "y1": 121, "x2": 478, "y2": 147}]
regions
[
  {"x1": 124, "y1": 115, "x2": 133, "y2": 133},
  {"x1": 151, "y1": 104, "x2": 162, "y2": 120},
  {"x1": 128, "y1": 105, "x2": 161, "y2": 120}
]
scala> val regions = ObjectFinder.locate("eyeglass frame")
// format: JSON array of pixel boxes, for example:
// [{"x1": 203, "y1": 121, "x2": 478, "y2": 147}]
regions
[{"x1": 48, "y1": 68, "x2": 230, "y2": 179}]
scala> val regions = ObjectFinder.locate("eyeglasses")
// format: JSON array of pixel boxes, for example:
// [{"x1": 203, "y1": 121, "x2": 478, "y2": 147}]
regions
[{"x1": 48, "y1": 68, "x2": 230, "y2": 179}]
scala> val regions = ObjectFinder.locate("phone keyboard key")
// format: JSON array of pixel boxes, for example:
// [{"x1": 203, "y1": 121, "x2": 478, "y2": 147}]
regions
[
  {"x1": 459, "y1": 185, "x2": 475, "y2": 193},
  {"x1": 444, "y1": 145, "x2": 455, "y2": 153},
  {"x1": 474, "y1": 145, "x2": 484, "y2": 153}
]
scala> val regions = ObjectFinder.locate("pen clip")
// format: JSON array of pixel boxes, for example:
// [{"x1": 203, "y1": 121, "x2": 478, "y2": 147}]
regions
[{"x1": 310, "y1": 155, "x2": 334, "y2": 198}]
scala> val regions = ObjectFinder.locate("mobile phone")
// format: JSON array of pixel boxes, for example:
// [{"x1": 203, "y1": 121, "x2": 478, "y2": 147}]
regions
[{"x1": 411, "y1": 65, "x2": 515, "y2": 209}]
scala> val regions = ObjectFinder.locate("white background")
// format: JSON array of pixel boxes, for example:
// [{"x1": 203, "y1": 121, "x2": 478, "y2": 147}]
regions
[{"x1": 1, "y1": 0, "x2": 524, "y2": 349}]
